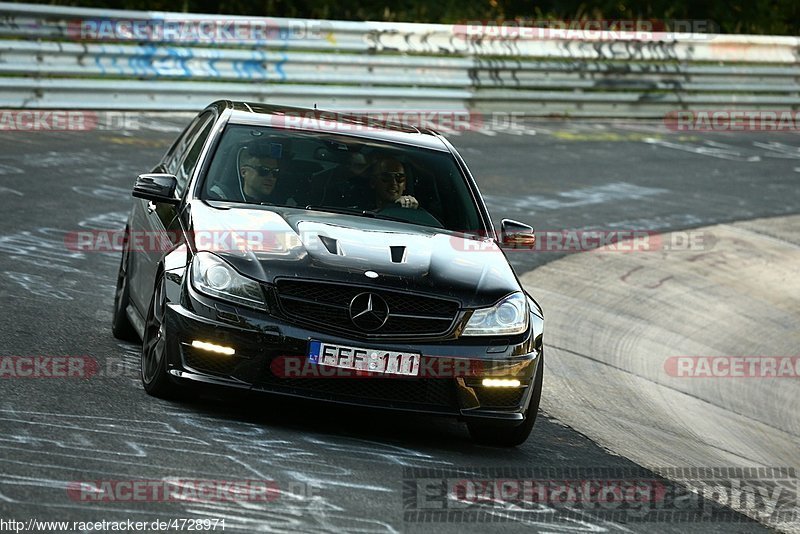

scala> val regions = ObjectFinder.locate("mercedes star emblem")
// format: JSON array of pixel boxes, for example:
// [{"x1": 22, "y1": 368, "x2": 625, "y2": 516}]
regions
[{"x1": 349, "y1": 292, "x2": 390, "y2": 331}]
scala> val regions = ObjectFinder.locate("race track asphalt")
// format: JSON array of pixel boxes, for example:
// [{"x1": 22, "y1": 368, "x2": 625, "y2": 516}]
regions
[{"x1": 0, "y1": 115, "x2": 798, "y2": 533}]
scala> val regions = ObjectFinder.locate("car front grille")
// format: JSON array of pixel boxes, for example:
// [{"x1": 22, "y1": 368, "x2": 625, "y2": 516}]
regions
[{"x1": 274, "y1": 279, "x2": 460, "y2": 338}]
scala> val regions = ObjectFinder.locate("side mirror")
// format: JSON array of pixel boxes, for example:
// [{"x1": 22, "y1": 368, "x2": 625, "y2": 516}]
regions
[
  {"x1": 132, "y1": 174, "x2": 180, "y2": 205},
  {"x1": 500, "y1": 219, "x2": 536, "y2": 249}
]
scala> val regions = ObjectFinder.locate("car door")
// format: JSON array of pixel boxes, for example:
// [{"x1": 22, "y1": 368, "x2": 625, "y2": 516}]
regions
[{"x1": 128, "y1": 111, "x2": 216, "y2": 315}]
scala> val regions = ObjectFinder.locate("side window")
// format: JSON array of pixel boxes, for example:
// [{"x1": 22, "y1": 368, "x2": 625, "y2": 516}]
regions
[
  {"x1": 164, "y1": 115, "x2": 201, "y2": 175},
  {"x1": 164, "y1": 111, "x2": 213, "y2": 177},
  {"x1": 175, "y1": 116, "x2": 215, "y2": 196}
]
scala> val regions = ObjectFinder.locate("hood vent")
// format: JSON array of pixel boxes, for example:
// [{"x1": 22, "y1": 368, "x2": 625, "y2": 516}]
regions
[
  {"x1": 390, "y1": 246, "x2": 406, "y2": 263},
  {"x1": 319, "y1": 235, "x2": 341, "y2": 255}
]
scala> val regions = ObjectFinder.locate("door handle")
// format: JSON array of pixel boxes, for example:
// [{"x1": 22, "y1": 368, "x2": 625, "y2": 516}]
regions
[{"x1": 147, "y1": 201, "x2": 157, "y2": 213}]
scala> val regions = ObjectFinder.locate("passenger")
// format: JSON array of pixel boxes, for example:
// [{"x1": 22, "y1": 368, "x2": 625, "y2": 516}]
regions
[
  {"x1": 346, "y1": 151, "x2": 370, "y2": 178},
  {"x1": 320, "y1": 149, "x2": 370, "y2": 207},
  {"x1": 369, "y1": 156, "x2": 419, "y2": 210}
]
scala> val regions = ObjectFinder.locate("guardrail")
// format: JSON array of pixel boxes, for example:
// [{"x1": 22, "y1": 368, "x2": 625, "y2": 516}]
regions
[{"x1": 0, "y1": 2, "x2": 798, "y2": 116}]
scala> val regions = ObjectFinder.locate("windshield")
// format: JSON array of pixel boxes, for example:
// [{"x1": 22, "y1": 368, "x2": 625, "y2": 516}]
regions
[{"x1": 199, "y1": 124, "x2": 484, "y2": 233}]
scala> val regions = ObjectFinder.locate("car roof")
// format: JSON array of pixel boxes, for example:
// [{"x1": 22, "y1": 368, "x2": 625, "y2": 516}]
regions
[{"x1": 218, "y1": 101, "x2": 452, "y2": 152}]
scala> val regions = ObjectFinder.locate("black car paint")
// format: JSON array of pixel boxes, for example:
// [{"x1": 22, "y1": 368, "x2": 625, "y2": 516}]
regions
[
  {"x1": 186, "y1": 202, "x2": 521, "y2": 309},
  {"x1": 120, "y1": 100, "x2": 544, "y2": 443}
]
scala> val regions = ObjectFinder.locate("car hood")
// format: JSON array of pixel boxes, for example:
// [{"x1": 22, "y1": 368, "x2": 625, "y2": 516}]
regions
[{"x1": 186, "y1": 201, "x2": 522, "y2": 308}]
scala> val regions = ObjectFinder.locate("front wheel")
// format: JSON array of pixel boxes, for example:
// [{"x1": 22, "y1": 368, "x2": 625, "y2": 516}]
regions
[
  {"x1": 141, "y1": 274, "x2": 182, "y2": 399},
  {"x1": 467, "y1": 353, "x2": 544, "y2": 447},
  {"x1": 112, "y1": 243, "x2": 138, "y2": 341}
]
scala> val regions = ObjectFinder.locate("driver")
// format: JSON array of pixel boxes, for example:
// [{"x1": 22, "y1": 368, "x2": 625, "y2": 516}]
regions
[
  {"x1": 369, "y1": 156, "x2": 418, "y2": 210},
  {"x1": 238, "y1": 142, "x2": 282, "y2": 203}
]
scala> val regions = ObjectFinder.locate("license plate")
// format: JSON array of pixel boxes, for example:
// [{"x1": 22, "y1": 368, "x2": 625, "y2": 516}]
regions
[{"x1": 308, "y1": 341, "x2": 420, "y2": 377}]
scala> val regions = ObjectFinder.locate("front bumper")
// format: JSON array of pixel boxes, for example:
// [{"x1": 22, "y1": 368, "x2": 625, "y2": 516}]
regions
[{"x1": 162, "y1": 281, "x2": 542, "y2": 423}]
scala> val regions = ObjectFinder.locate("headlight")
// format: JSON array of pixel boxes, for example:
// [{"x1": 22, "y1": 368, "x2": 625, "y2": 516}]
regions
[
  {"x1": 462, "y1": 292, "x2": 528, "y2": 336},
  {"x1": 190, "y1": 252, "x2": 266, "y2": 310}
]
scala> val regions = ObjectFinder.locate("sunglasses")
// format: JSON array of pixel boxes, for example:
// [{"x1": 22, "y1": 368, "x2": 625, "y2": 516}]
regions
[
  {"x1": 243, "y1": 164, "x2": 280, "y2": 177},
  {"x1": 379, "y1": 171, "x2": 406, "y2": 182}
]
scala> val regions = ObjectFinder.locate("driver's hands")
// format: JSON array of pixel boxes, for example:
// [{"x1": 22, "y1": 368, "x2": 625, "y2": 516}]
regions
[{"x1": 395, "y1": 195, "x2": 419, "y2": 209}]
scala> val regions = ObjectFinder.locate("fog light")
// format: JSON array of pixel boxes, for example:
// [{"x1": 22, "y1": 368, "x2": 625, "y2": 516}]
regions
[
  {"x1": 191, "y1": 340, "x2": 235, "y2": 356},
  {"x1": 482, "y1": 378, "x2": 521, "y2": 388}
]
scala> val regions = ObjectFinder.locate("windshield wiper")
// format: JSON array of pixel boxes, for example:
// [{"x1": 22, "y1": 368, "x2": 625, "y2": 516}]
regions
[{"x1": 303, "y1": 205, "x2": 377, "y2": 218}]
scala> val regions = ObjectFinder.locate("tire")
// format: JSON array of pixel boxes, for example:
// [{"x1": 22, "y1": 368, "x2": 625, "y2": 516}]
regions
[
  {"x1": 112, "y1": 242, "x2": 139, "y2": 341},
  {"x1": 467, "y1": 353, "x2": 544, "y2": 447},
  {"x1": 140, "y1": 274, "x2": 183, "y2": 399}
]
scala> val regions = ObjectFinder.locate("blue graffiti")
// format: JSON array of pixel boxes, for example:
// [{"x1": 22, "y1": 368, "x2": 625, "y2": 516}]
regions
[
  {"x1": 166, "y1": 46, "x2": 192, "y2": 77},
  {"x1": 236, "y1": 59, "x2": 266, "y2": 80},
  {"x1": 275, "y1": 51, "x2": 288, "y2": 81},
  {"x1": 93, "y1": 42, "x2": 285, "y2": 80},
  {"x1": 128, "y1": 44, "x2": 157, "y2": 76},
  {"x1": 94, "y1": 46, "x2": 106, "y2": 75},
  {"x1": 207, "y1": 58, "x2": 220, "y2": 77}
]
